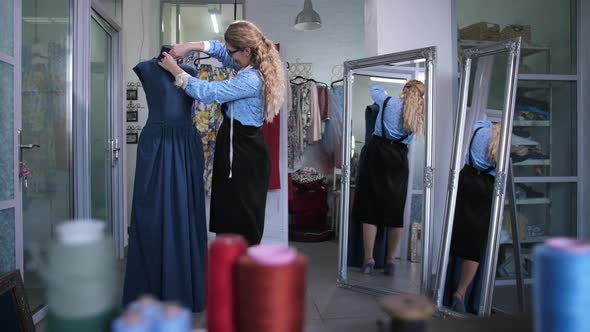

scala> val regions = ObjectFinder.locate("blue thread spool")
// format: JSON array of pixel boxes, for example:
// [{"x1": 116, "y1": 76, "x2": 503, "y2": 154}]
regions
[
  {"x1": 112, "y1": 310, "x2": 152, "y2": 332},
  {"x1": 129, "y1": 295, "x2": 162, "y2": 324},
  {"x1": 155, "y1": 303, "x2": 192, "y2": 332},
  {"x1": 533, "y1": 238, "x2": 590, "y2": 332}
]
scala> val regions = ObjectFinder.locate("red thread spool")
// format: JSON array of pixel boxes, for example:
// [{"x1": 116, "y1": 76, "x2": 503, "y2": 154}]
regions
[
  {"x1": 207, "y1": 235, "x2": 249, "y2": 332},
  {"x1": 236, "y1": 246, "x2": 308, "y2": 332}
]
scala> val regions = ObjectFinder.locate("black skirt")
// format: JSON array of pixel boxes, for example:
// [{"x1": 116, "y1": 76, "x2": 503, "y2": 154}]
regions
[
  {"x1": 449, "y1": 165, "x2": 495, "y2": 263},
  {"x1": 210, "y1": 111, "x2": 270, "y2": 245},
  {"x1": 353, "y1": 135, "x2": 409, "y2": 227}
]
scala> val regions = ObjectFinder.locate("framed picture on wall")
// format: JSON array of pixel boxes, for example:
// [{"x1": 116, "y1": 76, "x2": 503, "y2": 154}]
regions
[
  {"x1": 127, "y1": 110, "x2": 138, "y2": 122},
  {"x1": 126, "y1": 89, "x2": 138, "y2": 100},
  {"x1": 126, "y1": 132, "x2": 139, "y2": 144}
]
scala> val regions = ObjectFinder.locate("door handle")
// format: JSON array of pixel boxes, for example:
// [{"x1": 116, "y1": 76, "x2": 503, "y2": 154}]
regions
[
  {"x1": 19, "y1": 144, "x2": 41, "y2": 150},
  {"x1": 111, "y1": 139, "x2": 120, "y2": 167}
]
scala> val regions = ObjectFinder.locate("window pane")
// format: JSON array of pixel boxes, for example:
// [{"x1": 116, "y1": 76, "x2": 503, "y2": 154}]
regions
[
  {"x1": 0, "y1": 62, "x2": 14, "y2": 201},
  {"x1": 162, "y1": 2, "x2": 177, "y2": 45},
  {"x1": 0, "y1": 208, "x2": 16, "y2": 273},
  {"x1": 0, "y1": 0, "x2": 14, "y2": 55},
  {"x1": 457, "y1": 0, "x2": 576, "y2": 75},
  {"x1": 96, "y1": 0, "x2": 122, "y2": 24},
  {"x1": 180, "y1": 4, "x2": 244, "y2": 43},
  {"x1": 162, "y1": 3, "x2": 244, "y2": 45},
  {"x1": 512, "y1": 81, "x2": 577, "y2": 177}
]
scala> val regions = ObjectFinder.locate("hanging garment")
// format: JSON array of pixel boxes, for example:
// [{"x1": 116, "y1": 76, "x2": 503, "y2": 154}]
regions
[
  {"x1": 307, "y1": 82, "x2": 322, "y2": 143},
  {"x1": 317, "y1": 85, "x2": 330, "y2": 121},
  {"x1": 353, "y1": 97, "x2": 409, "y2": 227},
  {"x1": 288, "y1": 84, "x2": 311, "y2": 168},
  {"x1": 123, "y1": 58, "x2": 207, "y2": 312},
  {"x1": 210, "y1": 105, "x2": 271, "y2": 245},
  {"x1": 322, "y1": 85, "x2": 344, "y2": 169},
  {"x1": 262, "y1": 117, "x2": 281, "y2": 190},
  {"x1": 179, "y1": 58, "x2": 236, "y2": 196}
]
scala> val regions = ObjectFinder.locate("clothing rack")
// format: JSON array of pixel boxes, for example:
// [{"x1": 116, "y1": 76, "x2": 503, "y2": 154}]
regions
[
  {"x1": 330, "y1": 64, "x2": 344, "y2": 88},
  {"x1": 287, "y1": 59, "x2": 313, "y2": 80},
  {"x1": 290, "y1": 75, "x2": 328, "y2": 87}
]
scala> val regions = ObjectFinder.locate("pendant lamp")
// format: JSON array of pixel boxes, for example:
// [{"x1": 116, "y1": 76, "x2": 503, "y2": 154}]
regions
[{"x1": 294, "y1": 0, "x2": 322, "y2": 31}]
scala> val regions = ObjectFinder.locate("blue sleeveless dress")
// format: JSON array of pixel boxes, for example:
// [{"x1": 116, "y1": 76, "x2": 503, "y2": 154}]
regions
[{"x1": 122, "y1": 58, "x2": 207, "y2": 312}]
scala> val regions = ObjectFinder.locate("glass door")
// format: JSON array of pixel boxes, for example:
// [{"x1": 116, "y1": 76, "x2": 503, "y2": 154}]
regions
[
  {"x1": 0, "y1": 0, "x2": 21, "y2": 282},
  {"x1": 90, "y1": 16, "x2": 113, "y2": 231},
  {"x1": 21, "y1": 0, "x2": 73, "y2": 313}
]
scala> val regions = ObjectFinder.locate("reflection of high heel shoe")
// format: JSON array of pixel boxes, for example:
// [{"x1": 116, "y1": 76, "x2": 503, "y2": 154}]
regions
[
  {"x1": 362, "y1": 259, "x2": 375, "y2": 274},
  {"x1": 384, "y1": 263, "x2": 395, "y2": 276},
  {"x1": 451, "y1": 292, "x2": 466, "y2": 313},
  {"x1": 384, "y1": 257, "x2": 395, "y2": 275}
]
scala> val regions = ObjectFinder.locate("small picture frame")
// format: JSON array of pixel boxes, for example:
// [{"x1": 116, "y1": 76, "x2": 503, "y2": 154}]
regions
[
  {"x1": 0, "y1": 270, "x2": 35, "y2": 332},
  {"x1": 126, "y1": 132, "x2": 139, "y2": 144},
  {"x1": 126, "y1": 89, "x2": 138, "y2": 100},
  {"x1": 126, "y1": 110, "x2": 138, "y2": 122}
]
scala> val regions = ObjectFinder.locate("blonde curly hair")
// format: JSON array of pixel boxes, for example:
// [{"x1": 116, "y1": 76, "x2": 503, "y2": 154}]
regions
[
  {"x1": 224, "y1": 20, "x2": 285, "y2": 122},
  {"x1": 488, "y1": 122, "x2": 502, "y2": 162},
  {"x1": 399, "y1": 79, "x2": 425, "y2": 135}
]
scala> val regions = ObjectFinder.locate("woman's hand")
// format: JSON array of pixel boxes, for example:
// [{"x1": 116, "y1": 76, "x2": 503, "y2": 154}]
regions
[
  {"x1": 158, "y1": 52, "x2": 183, "y2": 76},
  {"x1": 169, "y1": 43, "x2": 197, "y2": 60}
]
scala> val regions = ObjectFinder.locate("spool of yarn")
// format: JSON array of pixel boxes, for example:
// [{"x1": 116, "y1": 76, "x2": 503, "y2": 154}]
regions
[
  {"x1": 129, "y1": 295, "x2": 162, "y2": 323},
  {"x1": 379, "y1": 294, "x2": 434, "y2": 332},
  {"x1": 534, "y1": 237, "x2": 590, "y2": 332},
  {"x1": 155, "y1": 302, "x2": 192, "y2": 332},
  {"x1": 112, "y1": 310, "x2": 151, "y2": 332},
  {"x1": 236, "y1": 245, "x2": 307, "y2": 332},
  {"x1": 44, "y1": 219, "x2": 117, "y2": 332},
  {"x1": 207, "y1": 235, "x2": 249, "y2": 332}
]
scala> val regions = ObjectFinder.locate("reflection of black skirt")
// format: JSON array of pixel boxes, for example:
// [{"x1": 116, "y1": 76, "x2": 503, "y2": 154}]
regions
[
  {"x1": 353, "y1": 135, "x2": 408, "y2": 227},
  {"x1": 210, "y1": 112, "x2": 270, "y2": 245},
  {"x1": 450, "y1": 165, "x2": 495, "y2": 262}
]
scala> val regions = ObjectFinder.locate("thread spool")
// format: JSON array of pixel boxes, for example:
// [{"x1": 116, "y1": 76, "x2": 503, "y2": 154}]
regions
[
  {"x1": 379, "y1": 294, "x2": 434, "y2": 332},
  {"x1": 236, "y1": 245, "x2": 307, "y2": 332},
  {"x1": 129, "y1": 295, "x2": 162, "y2": 322},
  {"x1": 45, "y1": 219, "x2": 117, "y2": 332},
  {"x1": 155, "y1": 302, "x2": 192, "y2": 332},
  {"x1": 207, "y1": 235, "x2": 249, "y2": 332},
  {"x1": 534, "y1": 237, "x2": 590, "y2": 332},
  {"x1": 112, "y1": 310, "x2": 151, "y2": 332}
]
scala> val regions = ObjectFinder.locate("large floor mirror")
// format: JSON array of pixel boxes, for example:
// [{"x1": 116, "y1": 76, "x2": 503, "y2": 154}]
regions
[
  {"x1": 337, "y1": 48, "x2": 436, "y2": 296},
  {"x1": 433, "y1": 38, "x2": 522, "y2": 317}
]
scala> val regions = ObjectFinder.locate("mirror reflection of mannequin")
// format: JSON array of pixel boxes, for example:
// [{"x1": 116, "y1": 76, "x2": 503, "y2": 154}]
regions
[
  {"x1": 445, "y1": 120, "x2": 501, "y2": 313},
  {"x1": 353, "y1": 81, "x2": 425, "y2": 275}
]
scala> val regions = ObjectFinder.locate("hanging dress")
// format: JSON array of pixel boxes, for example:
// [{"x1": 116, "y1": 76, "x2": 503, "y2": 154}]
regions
[{"x1": 122, "y1": 58, "x2": 207, "y2": 312}]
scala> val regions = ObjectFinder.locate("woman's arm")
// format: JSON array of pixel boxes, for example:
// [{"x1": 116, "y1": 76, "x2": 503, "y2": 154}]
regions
[
  {"x1": 203, "y1": 40, "x2": 240, "y2": 71},
  {"x1": 370, "y1": 85, "x2": 388, "y2": 105},
  {"x1": 159, "y1": 52, "x2": 257, "y2": 103},
  {"x1": 183, "y1": 70, "x2": 259, "y2": 104},
  {"x1": 169, "y1": 40, "x2": 240, "y2": 71}
]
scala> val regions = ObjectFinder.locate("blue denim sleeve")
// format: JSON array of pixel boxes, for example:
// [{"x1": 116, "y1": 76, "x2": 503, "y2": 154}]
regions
[
  {"x1": 185, "y1": 69, "x2": 260, "y2": 104},
  {"x1": 206, "y1": 40, "x2": 241, "y2": 71}
]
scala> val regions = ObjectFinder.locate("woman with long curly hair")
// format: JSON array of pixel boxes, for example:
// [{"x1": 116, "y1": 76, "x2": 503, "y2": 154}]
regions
[
  {"x1": 353, "y1": 80, "x2": 425, "y2": 275},
  {"x1": 446, "y1": 120, "x2": 501, "y2": 313},
  {"x1": 159, "y1": 20, "x2": 285, "y2": 245}
]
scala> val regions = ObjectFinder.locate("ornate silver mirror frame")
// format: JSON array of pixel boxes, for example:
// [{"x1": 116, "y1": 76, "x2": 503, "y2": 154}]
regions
[
  {"x1": 337, "y1": 47, "x2": 437, "y2": 296},
  {"x1": 433, "y1": 38, "x2": 522, "y2": 316}
]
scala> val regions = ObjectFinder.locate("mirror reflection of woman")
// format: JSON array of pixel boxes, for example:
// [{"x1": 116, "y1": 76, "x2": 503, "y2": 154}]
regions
[
  {"x1": 447, "y1": 120, "x2": 501, "y2": 313},
  {"x1": 353, "y1": 81, "x2": 425, "y2": 275}
]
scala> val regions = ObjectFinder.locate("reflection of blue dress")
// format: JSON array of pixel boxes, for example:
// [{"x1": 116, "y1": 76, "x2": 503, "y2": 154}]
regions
[{"x1": 123, "y1": 59, "x2": 207, "y2": 312}]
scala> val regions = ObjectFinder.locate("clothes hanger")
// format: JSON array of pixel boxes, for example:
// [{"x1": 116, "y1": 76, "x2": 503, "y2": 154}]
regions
[{"x1": 330, "y1": 78, "x2": 343, "y2": 88}]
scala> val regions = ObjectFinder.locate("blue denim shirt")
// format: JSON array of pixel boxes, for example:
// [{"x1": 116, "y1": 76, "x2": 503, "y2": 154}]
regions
[
  {"x1": 370, "y1": 85, "x2": 413, "y2": 144},
  {"x1": 465, "y1": 120, "x2": 496, "y2": 176},
  {"x1": 184, "y1": 40, "x2": 264, "y2": 127}
]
